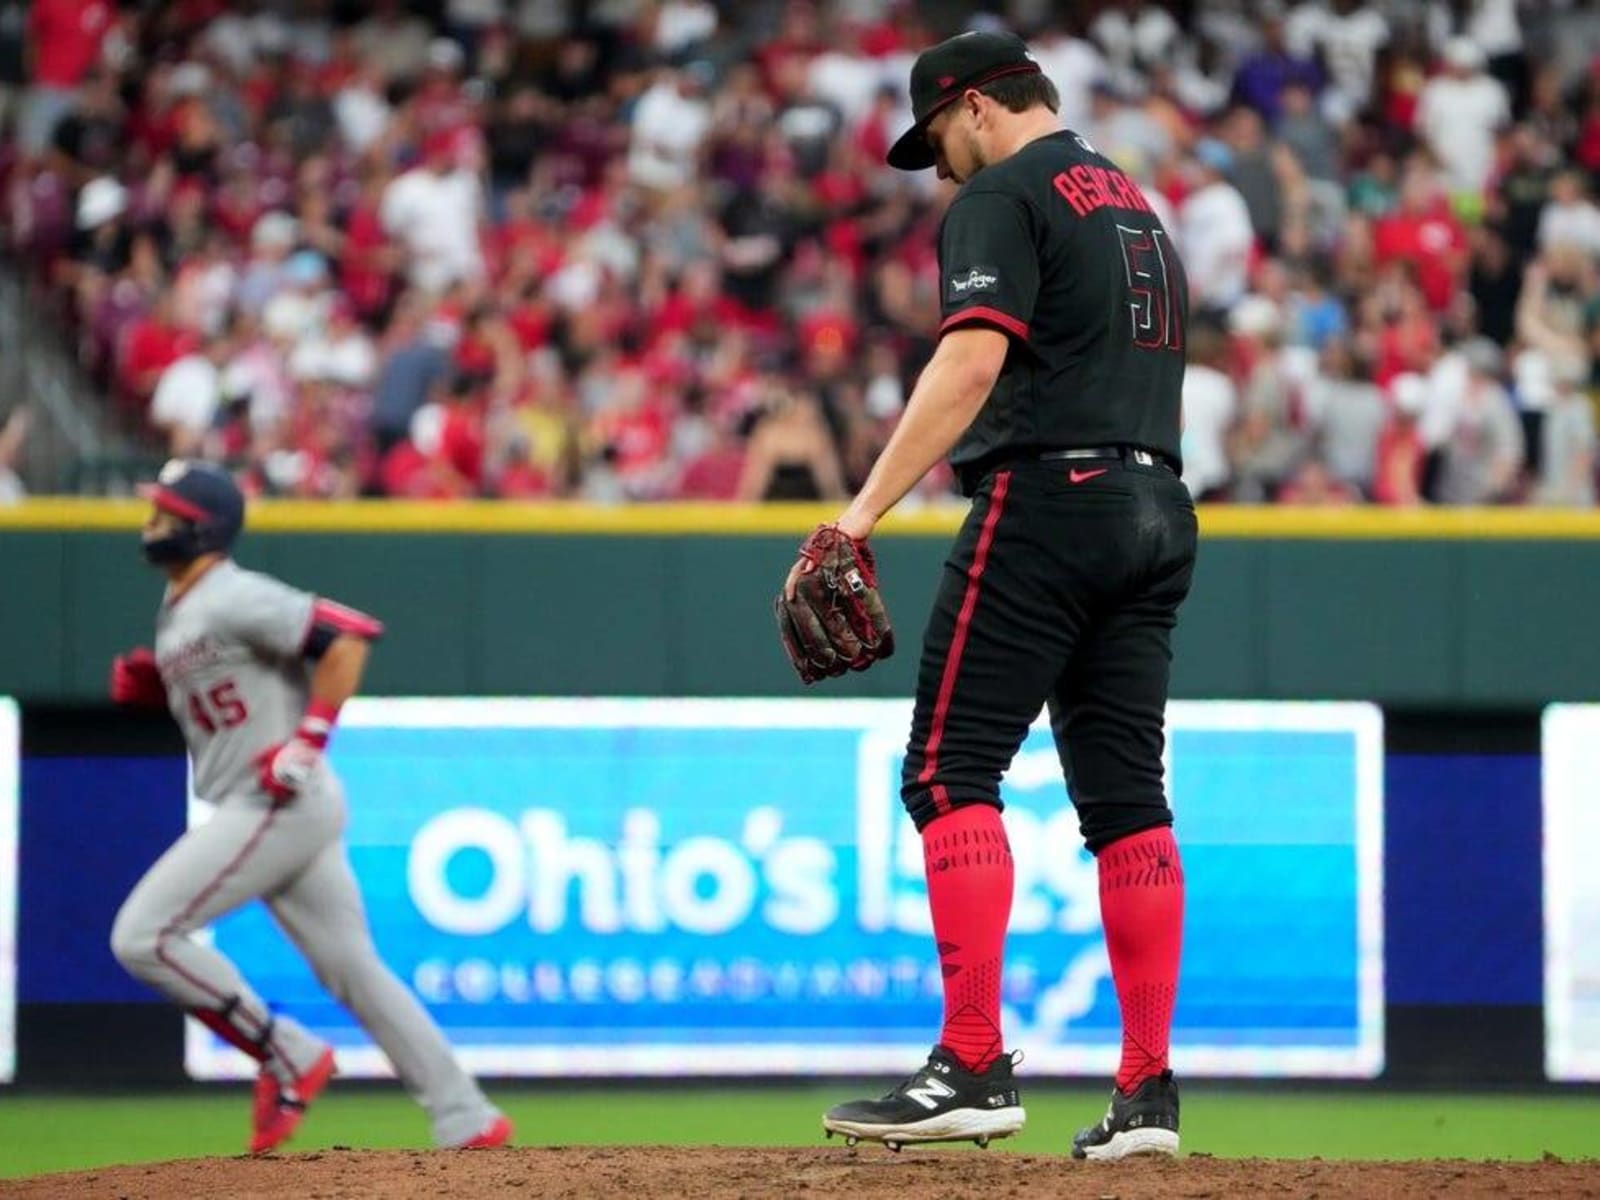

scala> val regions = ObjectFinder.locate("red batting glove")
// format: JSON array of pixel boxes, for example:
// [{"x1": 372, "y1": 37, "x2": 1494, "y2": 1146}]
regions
[
  {"x1": 110, "y1": 648, "x2": 166, "y2": 708},
  {"x1": 255, "y1": 699, "x2": 339, "y2": 804}
]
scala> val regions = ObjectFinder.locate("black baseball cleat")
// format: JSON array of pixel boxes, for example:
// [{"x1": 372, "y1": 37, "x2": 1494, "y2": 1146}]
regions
[
  {"x1": 822, "y1": 1045, "x2": 1026, "y2": 1151},
  {"x1": 1071, "y1": 1069, "x2": 1180, "y2": 1160}
]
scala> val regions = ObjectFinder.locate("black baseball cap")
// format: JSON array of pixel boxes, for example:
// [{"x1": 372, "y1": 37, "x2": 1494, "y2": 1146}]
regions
[{"x1": 887, "y1": 30, "x2": 1042, "y2": 171}]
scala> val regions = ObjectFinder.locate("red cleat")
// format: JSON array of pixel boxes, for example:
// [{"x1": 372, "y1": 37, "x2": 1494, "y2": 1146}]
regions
[
  {"x1": 251, "y1": 1070, "x2": 279, "y2": 1137},
  {"x1": 250, "y1": 1047, "x2": 336, "y2": 1154},
  {"x1": 455, "y1": 1114, "x2": 513, "y2": 1149}
]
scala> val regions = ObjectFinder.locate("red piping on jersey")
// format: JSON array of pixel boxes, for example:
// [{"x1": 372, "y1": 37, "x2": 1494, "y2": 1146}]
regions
[
  {"x1": 307, "y1": 598, "x2": 385, "y2": 641},
  {"x1": 154, "y1": 807, "x2": 287, "y2": 1060},
  {"x1": 941, "y1": 306, "x2": 1029, "y2": 341},
  {"x1": 917, "y1": 470, "x2": 1012, "y2": 816}
]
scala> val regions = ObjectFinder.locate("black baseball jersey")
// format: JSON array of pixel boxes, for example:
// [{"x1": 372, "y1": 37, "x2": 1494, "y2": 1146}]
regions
[{"x1": 937, "y1": 130, "x2": 1187, "y2": 474}]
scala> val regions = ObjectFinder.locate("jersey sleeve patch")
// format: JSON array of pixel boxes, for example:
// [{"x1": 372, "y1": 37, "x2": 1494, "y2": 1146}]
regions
[
  {"x1": 945, "y1": 264, "x2": 1002, "y2": 305},
  {"x1": 938, "y1": 191, "x2": 1039, "y2": 345}
]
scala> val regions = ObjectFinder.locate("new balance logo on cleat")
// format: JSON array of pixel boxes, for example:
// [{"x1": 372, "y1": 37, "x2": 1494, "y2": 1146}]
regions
[
  {"x1": 1071, "y1": 1070, "x2": 1180, "y2": 1161},
  {"x1": 903, "y1": 1077, "x2": 956, "y2": 1110},
  {"x1": 822, "y1": 1045, "x2": 1026, "y2": 1151}
]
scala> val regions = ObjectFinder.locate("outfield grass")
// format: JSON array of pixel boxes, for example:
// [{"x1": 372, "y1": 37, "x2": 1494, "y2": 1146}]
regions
[{"x1": 1, "y1": 1086, "x2": 1597, "y2": 1178}]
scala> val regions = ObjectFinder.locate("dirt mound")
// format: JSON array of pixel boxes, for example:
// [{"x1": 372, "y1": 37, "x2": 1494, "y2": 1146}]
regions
[{"x1": 6, "y1": 1146, "x2": 1599, "y2": 1199}]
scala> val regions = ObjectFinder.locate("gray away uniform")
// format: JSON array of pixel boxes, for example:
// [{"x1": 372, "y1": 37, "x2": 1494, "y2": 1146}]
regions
[{"x1": 109, "y1": 559, "x2": 499, "y2": 1146}]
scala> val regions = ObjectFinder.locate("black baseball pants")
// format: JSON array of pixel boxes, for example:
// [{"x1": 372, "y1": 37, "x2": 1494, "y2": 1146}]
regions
[{"x1": 900, "y1": 454, "x2": 1198, "y2": 851}]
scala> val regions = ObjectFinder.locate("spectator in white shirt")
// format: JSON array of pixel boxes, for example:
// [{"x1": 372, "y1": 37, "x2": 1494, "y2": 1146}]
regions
[
  {"x1": 1090, "y1": 0, "x2": 1181, "y2": 95},
  {"x1": 1534, "y1": 352, "x2": 1597, "y2": 507},
  {"x1": 1083, "y1": 80, "x2": 1171, "y2": 178},
  {"x1": 263, "y1": 250, "x2": 332, "y2": 346},
  {"x1": 150, "y1": 332, "x2": 234, "y2": 455},
  {"x1": 1414, "y1": 38, "x2": 1510, "y2": 196},
  {"x1": 1303, "y1": 336, "x2": 1387, "y2": 495},
  {"x1": 334, "y1": 64, "x2": 393, "y2": 155},
  {"x1": 352, "y1": 0, "x2": 432, "y2": 83},
  {"x1": 381, "y1": 128, "x2": 487, "y2": 294},
  {"x1": 1423, "y1": 0, "x2": 1522, "y2": 67},
  {"x1": 202, "y1": 7, "x2": 292, "y2": 76},
  {"x1": 1433, "y1": 338, "x2": 1524, "y2": 504},
  {"x1": 447, "y1": 0, "x2": 505, "y2": 42},
  {"x1": 629, "y1": 66, "x2": 712, "y2": 192},
  {"x1": 1537, "y1": 171, "x2": 1600, "y2": 258},
  {"x1": 221, "y1": 312, "x2": 295, "y2": 435},
  {"x1": 807, "y1": 24, "x2": 885, "y2": 128},
  {"x1": 1314, "y1": 0, "x2": 1388, "y2": 122},
  {"x1": 1178, "y1": 139, "x2": 1256, "y2": 313},
  {"x1": 1028, "y1": 25, "x2": 1107, "y2": 133},
  {"x1": 1180, "y1": 323, "x2": 1239, "y2": 500},
  {"x1": 654, "y1": 0, "x2": 717, "y2": 56},
  {"x1": 289, "y1": 297, "x2": 377, "y2": 389},
  {"x1": 1229, "y1": 297, "x2": 1311, "y2": 500},
  {"x1": 235, "y1": 211, "x2": 299, "y2": 316},
  {"x1": 1283, "y1": 0, "x2": 1331, "y2": 62}
]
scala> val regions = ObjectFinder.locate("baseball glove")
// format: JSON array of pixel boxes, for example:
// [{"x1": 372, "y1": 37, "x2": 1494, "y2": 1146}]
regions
[{"x1": 775, "y1": 524, "x2": 894, "y2": 684}]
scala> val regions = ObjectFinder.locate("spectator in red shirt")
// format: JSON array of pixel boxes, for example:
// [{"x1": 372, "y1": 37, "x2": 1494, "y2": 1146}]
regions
[
  {"x1": 118, "y1": 292, "x2": 201, "y2": 414},
  {"x1": 491, "y1": 428, "x2": 556, "y2": 499},
  {"x1": 412, "y1": 38, "x2": 475, "y2": 140},
  {"x1": 379, "y1": 400, "x2": 473, "y2": 500},
  {"x1": 488, "y1": 187, "x2": 564, "y2": 285},
  {"x1": 20, "y1": 0, "x2": 112, "y2": 155},
  {"x1": 673, "y1": 424, "x2": 747, "y2": 500},
  {"x1": 438, "y1": 374, "x2": 488, "y2": 490},
  {"x1": 588, "y1": 366, "x2": 673, "y2": 496},
  {"x1": 1372, "y1": 372, "x2": 1428, "y2": 506},
  {"x1": 503, "y1": 281, "x2": 554, "y2": 354},
  {"x1": 1579, "y1": 86, "x2": 1600, "y2": 176},
  {"x1": 1365, "y1": 269, "x2": 1440, "y2": 388},
  {"x1": 1373, "y1": 167, "x2": 1468, "y2": 313},
  {"x1": 337, "y1": 170, "x2": 398, "y2": 321},
  {"x1": 650, "y1": 260, "x2": 747, "y2": 349},
  {"x1": 754, "y1": 3, "x2": 822, "y2": 96},
  {"x1": 852, "y1": 84, "x2": 901, "y2": 166}
]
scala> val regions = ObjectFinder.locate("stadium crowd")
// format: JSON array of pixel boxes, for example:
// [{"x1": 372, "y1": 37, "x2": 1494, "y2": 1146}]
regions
[{"x1": 1, "y1": 0, "x2": 1598, "y2": 503}]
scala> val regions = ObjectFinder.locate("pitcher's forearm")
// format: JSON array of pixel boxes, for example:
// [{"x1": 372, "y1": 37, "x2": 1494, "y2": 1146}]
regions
[{"x1": 839, "y1": 329, "x2": 1008, "y2": 536}]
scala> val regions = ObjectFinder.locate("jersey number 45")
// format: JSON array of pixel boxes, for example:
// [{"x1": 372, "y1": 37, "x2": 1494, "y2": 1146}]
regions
[{"x1": 188, "y1": 680, "x2": 248, "y2": 734}]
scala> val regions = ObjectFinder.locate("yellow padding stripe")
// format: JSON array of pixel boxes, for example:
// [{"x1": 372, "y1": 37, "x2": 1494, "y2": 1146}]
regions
[{"x1": 4, "y1": 499, "x2": 1600, "y2": 539}]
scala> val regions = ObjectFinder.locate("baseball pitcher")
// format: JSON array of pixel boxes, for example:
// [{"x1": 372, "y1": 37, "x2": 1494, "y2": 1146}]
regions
[{"x1": 109, "y1": 459, "x2": 511, "y2": 1154}]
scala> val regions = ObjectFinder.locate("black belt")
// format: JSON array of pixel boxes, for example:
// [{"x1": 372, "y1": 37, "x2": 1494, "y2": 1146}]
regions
[
  {"x1": 1035, "y1": 445, "x2": 1176, "y2": 472},
  {"x1": 957, "y1": 445, "x2": 1178, "y2": 495}
]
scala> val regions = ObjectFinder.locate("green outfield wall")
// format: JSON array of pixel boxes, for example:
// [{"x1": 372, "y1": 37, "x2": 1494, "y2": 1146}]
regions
[{"x1": 4, "y1": 501, "x2": 1598, "y2": 707}]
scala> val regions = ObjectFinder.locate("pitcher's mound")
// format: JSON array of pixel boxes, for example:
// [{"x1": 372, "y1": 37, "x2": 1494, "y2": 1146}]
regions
[{"x1": 7, "y1": 1145, "x2": 1598, "y2": 1198}]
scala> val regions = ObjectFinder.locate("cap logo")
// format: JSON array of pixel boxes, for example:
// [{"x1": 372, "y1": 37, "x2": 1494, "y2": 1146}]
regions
[
  {"x1": 938, "y1": 74, "x2": 956, "y2": 88},
  {"x1": 158, "y1": 460, "x2": 190, "y2": 485}
]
